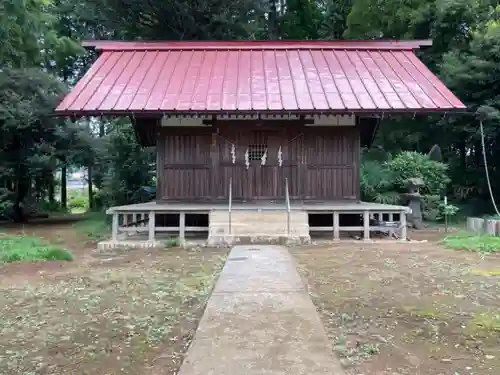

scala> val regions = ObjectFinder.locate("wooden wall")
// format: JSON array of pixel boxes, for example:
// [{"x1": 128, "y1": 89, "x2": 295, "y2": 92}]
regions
[
  {"x1": 156, "y1": 120, "x2": 360, "y2": 201},
  {"x1": 157, "y1": 128, "x2": 213, "y2": 200},
  {"x1": 303, "y1": 127, "x2": 359, "y2": 200}
]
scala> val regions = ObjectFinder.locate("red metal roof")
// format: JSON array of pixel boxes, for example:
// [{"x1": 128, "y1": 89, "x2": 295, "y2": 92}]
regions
[{"x1": 56, "y1": 40, "x2": 466, "y2": 115}]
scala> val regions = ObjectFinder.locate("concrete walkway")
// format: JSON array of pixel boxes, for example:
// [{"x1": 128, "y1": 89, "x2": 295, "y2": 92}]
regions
[{"x1": 177, "y1": 245, "x2": 345, "y2": 375}]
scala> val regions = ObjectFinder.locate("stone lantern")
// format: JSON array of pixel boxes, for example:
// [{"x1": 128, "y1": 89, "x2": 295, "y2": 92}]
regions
[{"x1": 402, "y1": 177, "x2": 424, "y2": 229}]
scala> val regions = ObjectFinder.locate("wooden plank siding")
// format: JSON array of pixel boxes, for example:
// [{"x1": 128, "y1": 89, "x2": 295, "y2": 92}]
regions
[
  {"x1": 303, "y1": 127, "x2": 360, "y2": 200},
  {"x1": 156, "y1": 120, "x2": 360, "y2": 201},
  {"x1": 157, "y1": 128, "x2": 213, "y2": 200}
]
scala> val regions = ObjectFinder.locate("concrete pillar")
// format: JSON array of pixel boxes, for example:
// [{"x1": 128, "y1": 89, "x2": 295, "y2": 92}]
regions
[
  {"x1": 112, "y1": 212, "x2": 119, "y2": 242},
  {"x1": 179, "y1": 211, "x2": 186, "y2": 246},
  {"x1": 148, "y1": 211, "x2": 155, "y2": 242},
  {"x1": 363, "y1": 210, "x2": 370, "y2": 240},
  {"x1": 333, "y1": 212, "x2": 340, "y2": 239}
]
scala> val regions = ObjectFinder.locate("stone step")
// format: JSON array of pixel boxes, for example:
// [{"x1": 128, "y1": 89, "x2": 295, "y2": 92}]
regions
[
  {"x1": 206, "y1": 235, "x2": 311, "y2": 247},
  {"x1": 208, "y1": 210, "x2": 310, "y2": 246}
]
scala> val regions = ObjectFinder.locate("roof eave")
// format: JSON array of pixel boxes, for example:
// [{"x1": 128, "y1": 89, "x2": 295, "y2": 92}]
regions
[{"x1": 52, "y1": 107, "x2": 470, "y2": 119}]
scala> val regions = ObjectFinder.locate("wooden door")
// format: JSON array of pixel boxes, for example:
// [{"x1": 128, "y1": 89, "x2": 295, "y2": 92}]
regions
[
  {"x1": 249, "y1": 130, "x2": 280, "y2": 200},
  {"x1": 216, "y1": 125, "x2": 281, "y2": 201}
]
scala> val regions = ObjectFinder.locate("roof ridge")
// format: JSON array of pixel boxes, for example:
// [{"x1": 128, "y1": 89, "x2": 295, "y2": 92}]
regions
[{"x1": 82, "y1": 40, "x2": 433, "y2": 52}]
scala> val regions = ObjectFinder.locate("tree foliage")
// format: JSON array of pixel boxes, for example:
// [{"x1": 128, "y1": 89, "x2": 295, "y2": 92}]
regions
[
  {"x1": 0, "y1": 68, "x2": 64, "y2": 219},
  {"x1": 361, "y1": 151, "x2": 450, "y2": 218},
  {"x1": 1, "y1": 0, "x2": 500, "y2": 220},
  {"x1": 97, "y1": 121, "x2": 155, "y2": 207}
]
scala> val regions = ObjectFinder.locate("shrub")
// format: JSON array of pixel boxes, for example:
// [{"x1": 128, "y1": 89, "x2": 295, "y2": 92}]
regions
[
  {"x1": 360, "y1": 161, "x2": 399, "y2": 204},
  {"x1": 421, "y1": 195, "x2": 441, "y2": 221},
  {"x1": 164, "y1": 237, "x2": 179, "y2": 248},
  {"x1": 385, "y1": 151, "x2": 450, "y2": 195},
  {"x1": 68, "y1": 196, "x2": 88, "y2": 210},
  {"x1": 67, "y1": 189, "x2": 89, "y2": 211},
  {"x1": 361, "y1": 151, "x2": 452, "y2": 220},
  {"x1": 37, "y1": 200, "x2": 68, "y2": 213}
]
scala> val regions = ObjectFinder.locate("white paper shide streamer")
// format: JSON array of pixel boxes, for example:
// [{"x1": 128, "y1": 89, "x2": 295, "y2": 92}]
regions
[
  {"x1": 261, "y1": 148, "x2": 268, "y2": 166},
  {"x1": 277, "y1": 145, "x2": 283, "y2": 167},
  {"x1": 230, "y1": 144, "x2": 236, "y2": 164},
  {"x1": 244, "y1": 148, "x2": 250, "y2": 170}
]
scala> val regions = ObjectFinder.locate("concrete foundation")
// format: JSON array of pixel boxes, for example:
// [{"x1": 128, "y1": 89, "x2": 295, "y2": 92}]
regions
[{"x1": 98, "y1": 200, "x2": 411, "y2": 249}]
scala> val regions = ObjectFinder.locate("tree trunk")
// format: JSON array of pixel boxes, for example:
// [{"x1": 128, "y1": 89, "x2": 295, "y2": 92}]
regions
[
  {"x1": 61, "y1": 161, "x2": 67, "y2": 209},
  {"x1": 93, "y1": 121, "x2": 106, "y2": 191},
  {"x1": 88, "y1": 165, "x2": 93, "y2": 210},
  {"x1": 48, "y1": 177, "x2": 55, "y2": 204},
  {"x1": 13, "y1": 173, "x2": 30, "y2": 222}
]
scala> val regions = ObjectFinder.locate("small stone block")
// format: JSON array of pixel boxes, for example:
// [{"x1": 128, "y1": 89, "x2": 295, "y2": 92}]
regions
[
  {"x1": 486, "y1": 219, "x2": 498, "y2": 236},
  {"x1": 467, "y1": 217, "x2": 485, "y2": 233}
]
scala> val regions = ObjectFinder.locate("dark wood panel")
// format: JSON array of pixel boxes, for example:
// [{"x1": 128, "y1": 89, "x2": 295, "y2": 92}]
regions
[
  {"x1": 164, "y1": 164, "x2": 211, "y2": 169},
  {"x1": 161, "y1": 168, "x2": 211, "y2": 199},
  {"x1": 160, "y1": 133, "x2": 212, "y2": 199},
  {"x1": 163, "y1": 133, "x2": 211, "y2": 164},
  {"x1": 279, "y1": 166, "x2": 301, "y2": 199},
  {"x1": 305, "y1": 168, "x2": 356, "y2": 200},
  {"x1": 156, "y1": 119, "x2": 362, "y2": 201},
  {"x1": 255, "y1": 166, "x2": 280, "y2": 199},
  {"x1": 303, "y1": 127, "x2": 359, "y2": 200},
  {"x1": 217, "y1": 166, "x2": 258, "y2": 200}
]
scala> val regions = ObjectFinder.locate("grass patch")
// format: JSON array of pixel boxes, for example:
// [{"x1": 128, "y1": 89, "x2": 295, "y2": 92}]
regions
[
  {"x1": 468, "y1": 312, "x2": 500, "y2": 333},
  {"x1": 401, "y1": 305, "x2": 448, "y2": 320},
  {"x1": 441, "y1": 231, "x2": 500, "y2": 253},
  {"x1": 164, "y1": 237, "x2": 179, "y2": 248},
  {"x1": 470, "y1": 268, "x2": 500, "y2": 277},
  {"x1": 0, "y1": 234, "x2": 73, "y2": 263},
  {"x1": 73, "y1": 212, "x2": 110, "y2": 240},
  {"x1": 333, "y1": 334, "x2": 381, "y2": 368}
]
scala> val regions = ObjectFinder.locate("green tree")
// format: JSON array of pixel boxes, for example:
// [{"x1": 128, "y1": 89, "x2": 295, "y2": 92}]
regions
[
  {"x1": 0, "y1": 0, "x2": 81, "y2": 68},
  {"x1": 279, "y1": 0, "x2": 323, "y2": 39},
  {"x1": 83, "y1": 0, "x2": 264, "y2": 41},
  {"x1": 98, "y1": 120, "x2": 155, "y2": 207},
  {"x1": 319, "y1": 0, "x2": 352, "y2": 39},
  {"x1": 0, "y1": 69, "x2": 64, "y2": 219},
  {"x1": 440, "y1": 5, "x2": 500, "y2": 206},
  {"x1": 0, "y1": 0, "x2": 86, "y2": 220}
]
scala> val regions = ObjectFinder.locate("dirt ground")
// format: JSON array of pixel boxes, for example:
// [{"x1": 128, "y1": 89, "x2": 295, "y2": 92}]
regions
[
  {"x1": 292, "y1": 228, "x2": 500, "y2": 375},
  {"x1": 0, "y1": 221, "x2": 228, "y2": 375}
]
